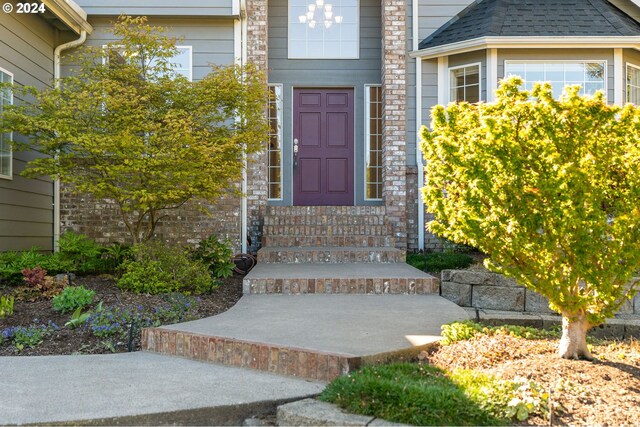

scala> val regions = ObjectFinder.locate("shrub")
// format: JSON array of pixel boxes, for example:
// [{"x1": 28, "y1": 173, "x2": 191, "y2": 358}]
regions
[
  {"x1": 0, "y1": 249, "x2": 48, "y2": 284},
  {"x1": 0, "y1": 295, "x2": 14, "y2": 319},
  {"x1": 52, "y1": 286, "x2": 95, "y2": 313},
  {"x1": 191, "y1": 235, "x2": 234, "y2": 280},
  {"x1": 59, "y1": 231, "x2": 107, "y2": 274},
  {"x1": 13, "y1": 268, "x2": 67, "y2": 301},
  {"x1": 117, "y1": 241, "x2": 214, "y2": 294},
  {"x1": 407, "y1": 252, "x2": 474, "y2": 272}
]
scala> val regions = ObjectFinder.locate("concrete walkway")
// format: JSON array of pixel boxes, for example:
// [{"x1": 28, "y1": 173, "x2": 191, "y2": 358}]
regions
[
  {"x1": 162, "y1": 294, "x2": 467, "y2": 356},
  {"x1": 0, "y1": 352, "x2": 324, "y2": 425}
]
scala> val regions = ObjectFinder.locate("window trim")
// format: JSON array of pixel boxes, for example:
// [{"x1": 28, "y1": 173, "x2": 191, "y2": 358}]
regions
[
  {"x1": 626, "y1": 62, "x2": 640, "y2": 104},
  {"x1": 447, "y1": 62, "x2": 482, "y2": 104},
  {"x1": 364, "y1": 84, "x2": 382, "y2": 201},
  {"x1": 267, "y1": 83, "x2": 284, "y2": 201},
  {"x1": 287, "y1": 0, "x2": 360, "y2": 60},
  {"x1": 503, "y1": 59, "x2": 608, "y2": 100},
  {"x1": 102, "y1": 45, "x2": 193, "y2": 81},
  {"x1": 0, "y1": 65, "x2": 14, "y2": 180}
]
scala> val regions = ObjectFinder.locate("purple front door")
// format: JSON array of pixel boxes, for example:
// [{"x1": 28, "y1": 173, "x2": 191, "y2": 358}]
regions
[{"x1": 293, "y1": 88, "x2": 354, "y2": 206}]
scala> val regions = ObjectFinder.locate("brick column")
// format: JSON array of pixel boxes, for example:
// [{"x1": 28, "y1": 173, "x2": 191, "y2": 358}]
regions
[
  {"x1": 246, "y1": 0, "x2": 269, "y2": 251},
  {"x1": 381, "y1": 0, "x2": 407, "y2": 249}
]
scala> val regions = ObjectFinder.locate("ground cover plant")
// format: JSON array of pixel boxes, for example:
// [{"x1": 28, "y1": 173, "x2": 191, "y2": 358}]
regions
[
  {"x1": 422, "y1": 78, "x2": 640, "y2": 359},
  {"x1": 324, "y1": 321, "x2": 640, "y2": 426},
  {"x1": 407, "y1": 251, "x2": 473, "y2": 273}
]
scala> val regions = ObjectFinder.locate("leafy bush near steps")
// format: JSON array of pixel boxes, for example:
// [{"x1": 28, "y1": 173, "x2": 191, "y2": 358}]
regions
[
  {"x1": 117, "y1": 241, "x2": 214, "y2": 294},
  {"x1": 191, "y1": 235, "x2": 235, "y2": 280},
  {"x1": 407, "y1": 251, "x2": 474, "y2": 273},
  {"x1": 52, "y1": 286, "x2": 95, "y2": 313}
]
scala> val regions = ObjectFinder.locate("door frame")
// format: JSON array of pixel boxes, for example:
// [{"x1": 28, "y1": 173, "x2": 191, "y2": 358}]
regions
[{"x1": 290, "y1": 86, "x2": 357, "y2": 206}]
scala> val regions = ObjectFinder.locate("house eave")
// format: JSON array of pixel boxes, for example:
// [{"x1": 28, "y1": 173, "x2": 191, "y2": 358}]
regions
[
  {"x1": 43, "y1": 0, "x2": 93, "y2": 35},
  {"x1": 410, "y1": 36, "x2": 640, "y2": 59}
]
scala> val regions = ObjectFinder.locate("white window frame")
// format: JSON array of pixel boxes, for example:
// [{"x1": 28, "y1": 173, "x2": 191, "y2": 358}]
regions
[
  {"x1": 626, "y1": 62, "x2": 640, "y2": 104},
  {"x1": 267, "y1": 84, "x2": 284, "y2": 201},
  {"x1": 0, "y1": 65, "x2": 13, "y2": 180},
  {"x1": 503, "y1": 60, "x2": 608, "y2": 100},
  {"x1": 447, "y1": 62, "x2": 482, "y2": 104},
  {"x1": 102, "y1": 45, "x2": 192, "y2": 81},
  {"x1": 287, "y1": 0, "x2": 360, "y2": 60},
  {"x1": 364, "y1": 84, "x2": 382, "y2": 201}
]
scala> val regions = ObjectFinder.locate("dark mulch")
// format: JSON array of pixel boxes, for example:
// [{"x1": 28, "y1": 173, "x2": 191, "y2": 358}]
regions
[
  {"x1": 427, "y1": 334, "x2": 640, "y2": 426},
  {"x1": 0, "y1": 274, "x2": 243, "y2": 356}
]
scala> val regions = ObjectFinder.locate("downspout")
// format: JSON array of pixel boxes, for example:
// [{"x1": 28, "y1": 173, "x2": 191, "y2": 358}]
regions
[
  {"x1": 239, "y1": 0, "x2": 248, "y2": 254},
  {"x1": 53, "y1": 30, "x2": 87, "y2": 251},
  {"x1": 412, "y1": 0, "x2": 425, "y2": 250}
]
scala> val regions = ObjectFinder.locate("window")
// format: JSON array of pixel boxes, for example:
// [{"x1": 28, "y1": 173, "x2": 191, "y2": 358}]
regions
[
  {"x1": 0, "y1": 67, "x2": 13, "y2": 179},
  {"x1": 505, "y1": 61, "x2": 606, "y2": 99},
  {"x1": 288, "y1": 0, "x2": 359, "y2": 59},
  {"x1": 627, "y1": 63, "x2": 640, "y2": 104},
  {"x1": 365, "y1": 85, "x2": 382, "y2": 200},
  {"x1": 268, "y1": 85, "x2": 283, "y2": 200},
  {"x1": 449, "y1": 63, "x2": 480, "y2": 103},
  {"x1": 105, "y1": 46, "x2": 192, "y2": 81}
]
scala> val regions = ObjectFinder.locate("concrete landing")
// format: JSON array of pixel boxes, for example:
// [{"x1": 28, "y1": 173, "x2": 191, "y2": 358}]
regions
[
  {"x1": 0, "y1": 352, "x2": 324, "y2": 426},
  {"x1": 144, "y1": 294, "x2": 469, "y2": 381}
]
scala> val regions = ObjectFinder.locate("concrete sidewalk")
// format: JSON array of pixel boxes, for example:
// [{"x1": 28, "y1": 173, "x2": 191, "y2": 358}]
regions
[{"x1": 0, "y1": 352, "x2": 324, "y2": 425}]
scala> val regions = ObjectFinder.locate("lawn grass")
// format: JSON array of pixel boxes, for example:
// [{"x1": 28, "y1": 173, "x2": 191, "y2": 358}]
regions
[
  {"x1": 406, "y1": 252, "x2": 474, "y2": 273},
  {"x1": 320, "y1": 363, "x2": 511, "y2": 426}
]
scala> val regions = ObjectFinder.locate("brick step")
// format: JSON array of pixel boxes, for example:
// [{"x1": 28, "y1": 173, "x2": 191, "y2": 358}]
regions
[
  {"x1": 258, "y1": 246, "x2": 405, "y2": 264},
  {"x1": 243, "y1": 263, "x2": 439, "y2": 295},
  {"x1": 262, "y1": 235, "x2": 394, "y2": 247},
  {"x1": 264, "y1": 206, "x2": 386, "y2": 217},
  {"x1": 262, "y1": 225, "x2": 390, "y2": 237},
  {"x1": 263, "y1": 216, "x2": 387, "y2": 227},
  {"x1": 142, "y1": 329, "x2": 358, "y2": 382}
]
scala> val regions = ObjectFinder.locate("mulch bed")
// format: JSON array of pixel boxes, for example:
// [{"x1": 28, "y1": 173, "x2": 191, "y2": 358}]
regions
[
  {"x1": 0, "y1": 274, "x2": 243, "y2": 356},
  {"x1": 426, "y1": 334, "x2": 640, "y2": 426}
]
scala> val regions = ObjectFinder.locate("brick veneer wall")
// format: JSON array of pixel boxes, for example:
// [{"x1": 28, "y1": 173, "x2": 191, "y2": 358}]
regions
[
  {"x1": 245, "y1": 0, "x2": 269, "y2": 252},
  {"x1": 60, "y1": 185, "x2": 243, "y2": 251},
  {"x1": 406, "y1": 167, "x2": 418, "y2": 252},
  {"x1": 381, "y1": 0, "x2": 408, "y2": 250}
]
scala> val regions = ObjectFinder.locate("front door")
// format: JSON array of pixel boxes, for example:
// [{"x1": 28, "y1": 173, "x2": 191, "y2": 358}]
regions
[{"x1": 293, "y1": 88, "x2": 354, "y2": 206}]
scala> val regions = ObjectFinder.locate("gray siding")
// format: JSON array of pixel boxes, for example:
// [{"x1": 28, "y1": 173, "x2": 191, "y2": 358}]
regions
[
  {"x1": 498, "y1": 49, "x2": 615, "y2": 102},
  {"x1": 268, "y1": 0, "x2": 381, "y2": 206},
  {"x1": 61, "y1": 17, "x2": 236, "y2": 81},
  {"x1": 407, "y1": 0, "x2": 474, "y2": 167},
  {"x1": 0, "y1": 11, "x2": 56, "y2": 251},
  {"x1": 74, "y1": 0, "x2": 235, "y2": 16}
]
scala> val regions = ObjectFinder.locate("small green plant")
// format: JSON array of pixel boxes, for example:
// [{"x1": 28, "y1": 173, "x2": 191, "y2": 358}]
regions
[
  {"x1": 152, "y1": 293, "x2": 198, "y2": 326},
  {"x1": 118, "y1": 241, "x2": 214, "y2": 294},
  {"x1": 2, "y1": 322, "x2": 59, "y2": 351},
  {"x1": 441, "y1": 320, "x2": 561, "y2": 345},
  {"x1": 59, "y1": 231, "x2": 107, "y2": 274},
  {"x1": 52, "y1": 286, "x2": 95, "y2": 313},
  {"x1": 102, "y1": 243, "x2": 132, "y2": 271},
  {"x1": 0, "y1": 295, "x2": 14, "y2": 318},
  {"x1": 14, "y1": 267, "x2": 67, "y2": 301},
  {"x1": 64, "y1": 307, "x2": 92, "y2": 329},
  {"x1": 407, "y1": 252, "x2": 474, "y2": 273},
  {"x1": 191, "y1": 235, "x2": 235, "y2": 280}
]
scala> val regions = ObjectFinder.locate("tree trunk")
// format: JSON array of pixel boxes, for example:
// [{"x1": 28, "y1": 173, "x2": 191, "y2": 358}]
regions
[{"x1": 558, "y1": 313, "x2": 592, "y2": 360}]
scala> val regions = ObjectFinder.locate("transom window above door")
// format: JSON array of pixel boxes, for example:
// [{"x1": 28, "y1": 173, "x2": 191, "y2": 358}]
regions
[
  {"x1": 505, "y1": 61, "x2": 606, "y2": 99},
  {"x1": 288, "y1": 0, "x2": 359, "y2": 59}
]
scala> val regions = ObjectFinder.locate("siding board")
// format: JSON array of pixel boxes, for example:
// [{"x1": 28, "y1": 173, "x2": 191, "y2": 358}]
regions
[{"x1": 74, "y1": 0, "x2": 235, "y2": 16}]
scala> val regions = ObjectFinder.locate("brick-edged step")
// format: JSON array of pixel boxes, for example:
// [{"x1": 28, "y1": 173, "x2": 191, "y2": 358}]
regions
[
  {"x1": 243, "y1": 263, "x2": 439, "y2": 295},
  {"x1": 258, "y1": 246, "x2": 405, "y2": 264},
  {"x1": 142, "y1": 328, "x2": 359, "y2": 382},
  {"x1": 263, "y1": 224, "x2": 390, "y2": 237},
  {"x1": 262, "y1": 235, "x2": 394, "y2": 247},
  {"x1": 265, "y1": 205, "x2": 386, "y2": 217}
]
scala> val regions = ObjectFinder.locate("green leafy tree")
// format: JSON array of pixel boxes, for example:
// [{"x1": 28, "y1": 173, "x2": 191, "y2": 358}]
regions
[
  {"x1": 0, "y1": 16, "x2": 269, "y2": 244},
  {"x1": 422, "y1": 78, "x2": 640, "y2": 359}
]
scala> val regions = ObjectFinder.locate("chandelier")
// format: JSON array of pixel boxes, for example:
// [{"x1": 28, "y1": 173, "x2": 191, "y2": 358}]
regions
[{"x1": 298, "y1": 0, "x2": 343, "y2": 29}]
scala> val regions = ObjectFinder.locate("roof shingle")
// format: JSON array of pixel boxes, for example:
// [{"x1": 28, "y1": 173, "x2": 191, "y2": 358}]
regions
[{"x1": 418, "y1": 0, "x2": 640, "y2": 50}]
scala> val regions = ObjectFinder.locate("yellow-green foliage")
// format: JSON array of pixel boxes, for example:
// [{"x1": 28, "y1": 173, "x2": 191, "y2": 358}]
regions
[
  {"x1": 0, "y1": 16, "x2": 269, "y2": 244},
  {"x1": 422, "y1": 78, "x2": 640, "y2": 326}
]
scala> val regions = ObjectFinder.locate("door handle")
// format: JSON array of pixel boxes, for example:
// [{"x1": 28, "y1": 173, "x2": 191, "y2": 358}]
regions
[{"x1": 293, "y1": 138, "x2": 299, "y2": 167}]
